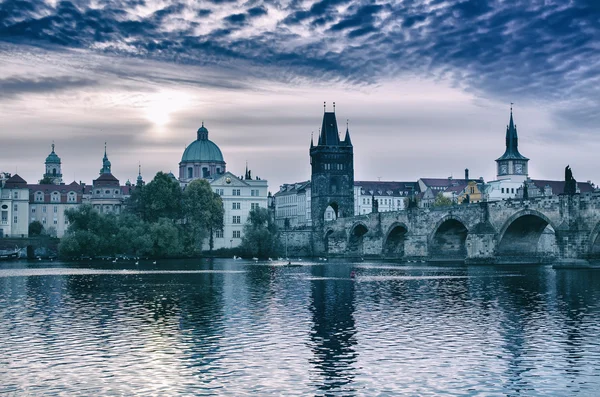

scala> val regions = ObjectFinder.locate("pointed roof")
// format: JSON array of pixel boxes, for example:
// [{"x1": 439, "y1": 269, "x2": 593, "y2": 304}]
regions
[
  {"x1": 5, "y1": 174, "x2": 27, "y2": 187},
  {"x1": 497, "y1": 108, "x2": 528, "y2": 161},
  {"x1": 343, "y1": 123, "x2": 352, "y2": 146},
  {"x1": 318, "y1": 112, "x2": 341, "y2": 146}
]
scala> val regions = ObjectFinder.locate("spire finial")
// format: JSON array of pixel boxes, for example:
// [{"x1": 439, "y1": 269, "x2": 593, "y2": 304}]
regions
[
  {"x1": 202, "y1": 120, "x2": 204, "y2": 127},
  {"x1": 346, "y1": 119, "x2": 349, "y2": 130},
  {"x1": 138, "y1": 162, "x2": 141, "y2": 176},
  {"x1": 324, "y1": 101, "x2": 326, "y2": 112},
  {"x1": 333, "y1": 102, "x2": 336, "y2": 112},
  {"x1": 104, "y1": 141, "x2": 107, "y2": 155},
  {"x1": 51, "y1": 141, "x2": 55, "y2": 152}
]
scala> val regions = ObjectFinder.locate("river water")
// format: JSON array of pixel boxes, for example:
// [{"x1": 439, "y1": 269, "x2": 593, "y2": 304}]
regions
[{"x1": 0, "y1": 259, "x2": 599, "y2": 396}]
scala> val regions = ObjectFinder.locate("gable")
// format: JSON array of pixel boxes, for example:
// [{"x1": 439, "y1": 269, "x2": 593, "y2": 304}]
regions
[{"x1": 210, "y1": 172, "x2": 250, "y2": 187}]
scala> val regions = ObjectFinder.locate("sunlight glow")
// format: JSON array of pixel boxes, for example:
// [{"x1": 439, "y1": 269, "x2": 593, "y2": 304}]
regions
[{"x1": 143, "y1": 90, "x2": 192, "y2": 127}]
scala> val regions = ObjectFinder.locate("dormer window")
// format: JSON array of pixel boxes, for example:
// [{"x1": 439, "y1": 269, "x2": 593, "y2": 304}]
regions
[{"x1": 35, "y1": 192, "x2": 44, "y2": 202}]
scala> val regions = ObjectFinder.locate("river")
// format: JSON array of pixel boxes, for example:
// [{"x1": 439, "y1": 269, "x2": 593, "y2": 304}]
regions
[{"x1": 1, "y1": 259, "x2": 599, "y2": 396}]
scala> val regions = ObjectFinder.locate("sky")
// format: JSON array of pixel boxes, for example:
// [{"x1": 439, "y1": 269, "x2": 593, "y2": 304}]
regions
[{"x1": 1, "y1": 0, "x2": 599, "y2": 191}]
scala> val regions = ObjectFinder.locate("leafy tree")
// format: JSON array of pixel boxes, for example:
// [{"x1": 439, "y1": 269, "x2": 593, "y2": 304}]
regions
[
  {"x1": 140, "y1": 172, "x2": 182, "y2": 222},
  {"x1": 240, "y1": 207, "x2": 281, "y2": 258},
  {"x1": 182, "y1": 179, "x2": 224, "y2": 253},
  {"x1": 59, "y1": 205, "x2": 120, "y2": 258},
  {"x1": 434, "y1": 192, "x2": 453, "y2": 207},
  {"x1": 39, "y1": 176, "x2": 54, "y2": 184},
  {"x1": 29, "y1": 221, "x2": 44, "y2": 236},
  {"x1": 148, "y1": 218, "x2": 183, "y2": 257}
]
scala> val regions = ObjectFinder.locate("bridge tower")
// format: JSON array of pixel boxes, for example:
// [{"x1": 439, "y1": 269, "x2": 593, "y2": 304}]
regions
[{"x1": 310, "y1": 103, "x2": 354, "y2": 252}]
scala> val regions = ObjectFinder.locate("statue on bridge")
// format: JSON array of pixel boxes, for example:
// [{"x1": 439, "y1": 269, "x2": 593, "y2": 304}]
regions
[
  {"x1": 372, "y1": 193, "x2": 379, "y2": 213},
  {"x1": 564, "y1": 165, "x2": 577, "y2": 196}
]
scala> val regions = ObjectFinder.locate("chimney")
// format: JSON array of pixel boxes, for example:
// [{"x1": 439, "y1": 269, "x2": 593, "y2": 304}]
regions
[{"x1": 465, "y1": 168, "x2": 469, "y2": 181}]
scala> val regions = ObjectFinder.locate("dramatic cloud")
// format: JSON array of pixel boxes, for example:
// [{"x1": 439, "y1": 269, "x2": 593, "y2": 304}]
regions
[{"x1": 0, "y1": 0, "x2": 599, "y2": 187}]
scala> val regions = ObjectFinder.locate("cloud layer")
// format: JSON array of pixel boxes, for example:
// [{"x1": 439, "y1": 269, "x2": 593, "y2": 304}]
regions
[{"x1": 0, "y1": 0, "x2": 599, "y2": 187}]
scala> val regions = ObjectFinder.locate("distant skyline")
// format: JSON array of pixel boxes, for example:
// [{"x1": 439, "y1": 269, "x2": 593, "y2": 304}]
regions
[{"x1": 1, "y1": 0, "x2": 599, "y2": 190}]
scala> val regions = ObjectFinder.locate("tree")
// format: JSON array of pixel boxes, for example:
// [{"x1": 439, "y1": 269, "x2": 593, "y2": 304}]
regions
[
  {"x1": 182, "y1": 179, "x2": 224, "y2": 253},
  {"x1": 39, "y1": 176, "x2": 54, "y2": 184},
  {"x1": 29, "y1": 221, "x2": 44, "y2": 236},
  {"x1": 240, "y1": 207, "x2": 281, "y2": 258},
  {"x1": 140, "y1": 172, "x2": 182, "y2": 222},
  {"x1": 434, "y1": 192, "x2": 453, "y2": 207}
]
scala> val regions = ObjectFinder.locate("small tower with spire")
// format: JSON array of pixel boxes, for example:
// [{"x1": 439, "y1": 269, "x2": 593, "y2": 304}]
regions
[
  {"x1": 136, "y1": 163, "x2": 145, "y2": 186},
  {"x1": 100, "y1": 142, "x2": 112, "y2": 175},
  {"x1": 496, "y1": 105, "x2": 529, "y2": 182},
  {"x1": 43, "y1": 142, "x2": 63, "y2": 184}
]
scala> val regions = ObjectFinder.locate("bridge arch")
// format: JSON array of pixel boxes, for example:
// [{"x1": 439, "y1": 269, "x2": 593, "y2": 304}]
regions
[
  {"x1": 383, "y1": 222, "x2": 409, "y2": 258},
  {"x1": 429, "y1": 215, "x2": 469, "y2": 260},
  {"x1": 496, "y1": 209, "x2": 558, "y2": 259},
  {"x1": 347, "y1": 222, "x2": 369, "y2": 256},
  {"x1": 323, "y1": 228, "x2": 335, "y2": 253},
  {"x1": 587, "y1": 222, "x2": 600, "y2": 258}
]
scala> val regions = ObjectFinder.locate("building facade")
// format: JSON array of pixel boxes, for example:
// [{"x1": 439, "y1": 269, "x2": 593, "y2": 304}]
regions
[
  {"x1": 273, "y1": 181, "x2": 311, "y2": 229},
  {"x1": 178, "y1": 123, "x2": 269, "y2": 249},
  {"x1": 354, "y1": 181, "x2": 419, "y2": 215},
  {"x1": 0, "y1": 174, "x2": 30, "y2": 238}
]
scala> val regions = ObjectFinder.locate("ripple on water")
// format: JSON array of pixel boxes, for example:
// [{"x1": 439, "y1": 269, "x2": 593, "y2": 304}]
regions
[{"x1": 0, "y1": 260, "x2": 599, "y2": 395}]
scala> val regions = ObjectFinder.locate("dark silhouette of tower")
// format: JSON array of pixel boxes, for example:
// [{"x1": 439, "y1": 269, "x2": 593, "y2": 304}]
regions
[{"x1": 310, "y1": 104, "x2": 354, "y2": 252}]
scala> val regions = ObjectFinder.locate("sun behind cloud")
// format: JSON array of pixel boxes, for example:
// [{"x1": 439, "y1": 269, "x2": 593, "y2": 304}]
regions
[{"x1": 143, "y1": 90, "x2": 192, "y2": 128}]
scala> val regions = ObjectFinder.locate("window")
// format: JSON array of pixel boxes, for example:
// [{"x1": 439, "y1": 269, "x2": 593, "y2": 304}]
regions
[
  {"x1": 501, "y1": 188, "x2": 504, "y2": 193},
  {"x1": 54, "y1": 220, "x2": 58, "y2": 225},
  {"x1": 68, "y1": 192, "x2": 76, "y2": 202},
  {"x1": 232, "y1": 202, "x2": 241, "y2": 210},
  {"x1": 105, "y1": 190, "x2": 110, "y2": 194},
  {"x1": 511, "y1": 188, "x2": 514, "y2": 194},
  {"x1": 1, "y1": 211, "x2": 7, "y2": 223},
  {"x1": 233, "y1": 230, "x2": 241, "y2": 238},
  {"x1": 13, "y1": 191, "x2": 18, "y2": 199},
  {"x1": 42, "y1": 218, "x2": 46, "y2": 225},
  {"x1": 115, "y1": 190, "x2": 119, "y2": 195},
  {"x1": 54, "y1": 206, "x2": 58, "y2": 213},
  {"x1": 215, "y1": 229, "x2": 223, "y2": 238},
  {"x1": 35, "y1": 192, "x2": 43, "y2": 202},
  {"x1": 188, "y1": 168, "x2": 193, "y2": 179},
  {"x1": 233, "y1": 215, "x2": 241, "y2": 224},
  {"x1": 14, "y1": 216, "x2": 18, "y2": 223},
  {"x1": 65, "y1": 219, "x2": 69, "y2": 224},
  {"x1": 31, "y1": 208, "x2": 36, "y2": 213},
  {"x1": 42, "y1": 206, "x2": 47, "y2": 213},
  {"x1": 96, "y1": 190, "x2": 100, "y2": 195},
  {"x1": 232, "y1": 189, "x2": 241, "y2": 196},
  {"x1": 51, "y1": 192, "x2": 59, "y2": 202},
  {"x1": 13, "y1": 204, "x2": 17, "y2": 212},
  {"x1": 250, "y1": 189, "x2": 260, "y2": 197},
  {"x1": 251, "y1": 203, "x2": 259, "y2": 210}
]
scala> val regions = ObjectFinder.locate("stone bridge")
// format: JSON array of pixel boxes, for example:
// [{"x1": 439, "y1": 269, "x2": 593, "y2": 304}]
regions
[{"x1": 322, "y1": 193, "x2": 600, "y2": 264}]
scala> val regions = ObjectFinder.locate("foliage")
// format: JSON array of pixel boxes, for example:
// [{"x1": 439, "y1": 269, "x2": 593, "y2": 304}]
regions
[
  {"x1": 39, "y1": 176, "x2": 54, "y2": 184},
  {"x1": 182, "y1": 179, "x2": 224, "y2": 253},
  {"x1": 29, "y1": 221, "x2": 44, "y2": 236},
  {"x1": 240, "y1": 207, "x2": 281, "y2": 258},
  {"x1": 434, "y1": 192, "x2": 453, "y2": 207},
  {"x1": 131, "y1": 172, "x2": 182, "y2": 222}
]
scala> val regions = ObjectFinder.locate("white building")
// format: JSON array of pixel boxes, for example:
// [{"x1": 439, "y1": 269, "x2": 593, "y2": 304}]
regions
[
  {"x1": 354, "y1": 181, "x2": 419, "y2": 215},
  {"x1": 273, "y1": 181, "x2": 311, "y2": 229},
  {"x1": 0, "y1": 174, "x2": 30, "y2": 238},
  {"x1": 179, "y1": 123, "x2": 269, "y2": 249}
]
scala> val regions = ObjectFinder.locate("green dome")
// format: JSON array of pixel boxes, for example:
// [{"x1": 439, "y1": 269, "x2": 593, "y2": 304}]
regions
[
  {"x1": 181, "y1": 139, "x2": 224, "y2": 163},
  {"x1": 46, "y1": 144, "x2": 61, "y2": 164}
]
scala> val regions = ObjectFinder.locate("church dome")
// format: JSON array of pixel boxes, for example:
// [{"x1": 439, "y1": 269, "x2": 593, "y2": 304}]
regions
[
  {"x1": 180, "y1": 123, "x2": 225, "y2": 163},
  {"x1": 46, "y1": 144, "x2": 61, "y2": 164}
]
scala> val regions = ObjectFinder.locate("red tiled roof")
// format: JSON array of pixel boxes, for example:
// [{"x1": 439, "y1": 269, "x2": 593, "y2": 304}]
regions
[
  {"x1": 531, "y1": 179, "x2": 595, "y2": 194},
  {"x1": 355, "y1": 181, "x2": 420, "y2": 196}
]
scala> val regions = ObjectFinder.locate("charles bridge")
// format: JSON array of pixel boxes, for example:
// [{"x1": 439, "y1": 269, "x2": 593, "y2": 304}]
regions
[{"x1": 319, "y1": 193, "x2": 600, "y2": 264}]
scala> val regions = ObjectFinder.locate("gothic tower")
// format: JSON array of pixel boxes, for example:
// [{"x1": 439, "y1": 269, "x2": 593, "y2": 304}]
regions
[
  {"x1": 496, "y1": 107, "x2": 529, "y2": 182},
  {"x1": 310, "y1": 104, "x2": 354, "y2": 250},
  {"x1": 43, "y1": 143, "x2": 62, "y2": 184}
]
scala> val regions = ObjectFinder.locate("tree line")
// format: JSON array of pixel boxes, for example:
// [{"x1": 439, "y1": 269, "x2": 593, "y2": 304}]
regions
[{"x1": 58, "y1": 172, "x2": 281, "y2": 259}]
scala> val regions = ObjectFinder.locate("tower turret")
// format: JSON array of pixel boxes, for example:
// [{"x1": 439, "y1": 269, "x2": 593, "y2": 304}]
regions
[
  {"x1": 496, "y1": 106, "x2": 529, "y2": 182},
  {"x1": 310, "y1": 103, "x2": 354, "y2": 253},
  {"x1": 100, "y1": 143, "x2": 112, "y2": 175},
  {"x1": 43, "y1": 143, "x2": 63, "y2": 184}
]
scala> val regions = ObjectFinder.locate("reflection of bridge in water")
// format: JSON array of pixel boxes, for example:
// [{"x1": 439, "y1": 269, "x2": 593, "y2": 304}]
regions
[{"x1": 323, "y1": 193, "x2": 600, "y2": 265}]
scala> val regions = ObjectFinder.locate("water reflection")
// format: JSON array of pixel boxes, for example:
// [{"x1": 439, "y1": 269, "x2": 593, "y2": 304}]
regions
[
  {"x1": 309, "y1": 264, "x2": 357, "y2": 395},
  {"x1": 0, "y1": 260, "x2": 599, "y2": 395}
]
